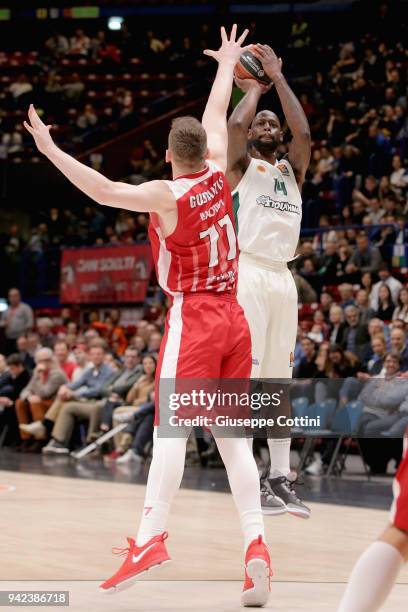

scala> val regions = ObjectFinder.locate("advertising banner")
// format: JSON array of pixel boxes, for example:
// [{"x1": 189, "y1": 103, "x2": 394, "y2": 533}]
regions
[{"x1": 60, "y1": 244, "x2": 153, "y2": 304}]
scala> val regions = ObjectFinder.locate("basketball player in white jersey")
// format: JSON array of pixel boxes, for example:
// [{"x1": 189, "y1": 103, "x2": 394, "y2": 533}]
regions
[{"x1": 227, "y1": 44, "x2": 311, "y2": 517}]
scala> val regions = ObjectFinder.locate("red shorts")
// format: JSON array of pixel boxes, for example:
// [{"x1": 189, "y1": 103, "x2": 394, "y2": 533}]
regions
[
  {"x1": 154, "y1": 293, "x2": 251, "y2": 423},
  {"x1": 390, "y1": 432, "x2": 408, "y2": 532}
]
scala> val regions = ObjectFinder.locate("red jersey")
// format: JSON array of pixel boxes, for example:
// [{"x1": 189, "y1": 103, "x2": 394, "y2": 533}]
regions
[
  {"x1": 60, "y1": 361, "x2": 77, "y2": 382},
  {"x1": 390, "y1": 429, "x2": 408, "y2": 531},
  {"x1": 149, "y1": 161, "x2": 238, "y2": 296}
]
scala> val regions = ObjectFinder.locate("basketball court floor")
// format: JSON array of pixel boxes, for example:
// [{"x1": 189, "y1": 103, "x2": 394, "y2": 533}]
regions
[{"x1": 1, "y1": 452, "x2": 407, "y2": 611}]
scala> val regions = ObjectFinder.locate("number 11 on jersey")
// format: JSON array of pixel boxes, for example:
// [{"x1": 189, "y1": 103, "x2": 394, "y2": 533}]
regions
[{"x1": 199, "y1": 213, "x2": 237, "y2": 268}]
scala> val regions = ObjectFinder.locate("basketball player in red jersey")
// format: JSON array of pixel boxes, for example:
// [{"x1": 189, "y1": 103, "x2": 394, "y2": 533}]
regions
[
  {"x1": 25, "y1": 26, "x2": 272, "y2": 607},
  {"x1": 338, "y1": 429, "x2": 408, "y2": 611}
]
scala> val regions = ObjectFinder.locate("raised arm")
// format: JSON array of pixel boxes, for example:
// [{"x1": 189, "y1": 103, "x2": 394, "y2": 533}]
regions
[
  {"x1": 201, "y1": 24, "x2": 249, "y2": 173},
  {"x1": 252, "y1": 44, "x2": 311, "y2": 186},
  {"x1": 24, "y1": 105, "x2": 173, "y2": 214},
  {"x1": 227, "y1": 77, "x2": 269, "y2": 186}
]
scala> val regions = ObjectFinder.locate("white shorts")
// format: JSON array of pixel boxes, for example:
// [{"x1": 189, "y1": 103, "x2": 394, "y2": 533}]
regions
[{"x1": 237, "y1": 253, "x2": 298, "y2": 379}]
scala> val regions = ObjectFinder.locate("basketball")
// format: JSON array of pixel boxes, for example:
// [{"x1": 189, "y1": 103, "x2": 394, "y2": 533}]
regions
[{"x1": 234, "y1": 49, "x2": 271, "y2": 85}]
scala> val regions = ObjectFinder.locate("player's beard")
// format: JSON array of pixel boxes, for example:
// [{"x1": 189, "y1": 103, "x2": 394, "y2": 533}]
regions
[{"x1": 249, "y1": 138, "x2": 278, "y2": 156}]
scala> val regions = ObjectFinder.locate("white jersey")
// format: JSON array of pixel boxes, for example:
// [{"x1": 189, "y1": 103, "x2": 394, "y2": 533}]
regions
[{"x1": 232, "y1": 157, "x2": 302, "y2": 263}]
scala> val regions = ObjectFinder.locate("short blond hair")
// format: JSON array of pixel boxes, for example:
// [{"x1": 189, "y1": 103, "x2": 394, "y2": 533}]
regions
[{"x1": 168, "y1": 116, "x2": 207, "y2": 165}]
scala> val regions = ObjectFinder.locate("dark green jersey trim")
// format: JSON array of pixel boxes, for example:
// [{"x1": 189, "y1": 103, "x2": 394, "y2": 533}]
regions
[{"x1": 232, "y1": 191, "x2": 240, "y2": 233}]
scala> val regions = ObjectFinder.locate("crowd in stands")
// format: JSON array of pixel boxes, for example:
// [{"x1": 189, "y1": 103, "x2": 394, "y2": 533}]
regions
[
  {"x1": 0, "y1": 21, "x2": 209, "y2": 160},
  {"x1": 0, "y1": 4, "x2": 407, "y2": 476},
  {"x1": 1, "y1": 9, "x2": 407, "y2": 284},
  {"x1": 1, "y1": 254, "x2": 408, "y2": 476},
  {"x1": 0, "y1": 287, "x2": 163, "y2": 464},
  {"x1": 292, "y1": 266, "x2": 408, "y2": 475}
]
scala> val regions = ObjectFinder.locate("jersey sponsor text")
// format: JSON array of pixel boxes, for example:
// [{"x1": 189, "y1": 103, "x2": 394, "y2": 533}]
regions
[
  {"x1": 199, "y1": 199, "x2": 225, "y2": 221},
  {"x1": 256, "y1": 194, "x2": 300, "y2": 215}
]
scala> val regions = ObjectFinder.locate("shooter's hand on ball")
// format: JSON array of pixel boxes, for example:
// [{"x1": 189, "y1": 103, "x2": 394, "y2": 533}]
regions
[
  {"x1": 252, "y1": 44, "x2": 283, "y2": 82},
  {"x1": 203, "y1": 24, "x2": 249, "y2": 66},
  {"x1": 234, "y1": 74, "x2": 271, "y2": 94},
  {"x1": 24, "y1": 104, "x2": 54, "y2": 155}
]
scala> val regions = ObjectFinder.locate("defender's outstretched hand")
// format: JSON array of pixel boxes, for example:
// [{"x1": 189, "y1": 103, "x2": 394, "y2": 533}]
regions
[
  {"x1": 252, "y1": 44, "x2": 283, "y2": 81},
  {"x1": 23, "y1": 107, "x2": 173, "y2": 215},
  {"x1": 24, "y1": 104, "x2": 54, "y2": 155},
  {"x1": 204, "y1": 24, "x2": 249, "y2": 65}
]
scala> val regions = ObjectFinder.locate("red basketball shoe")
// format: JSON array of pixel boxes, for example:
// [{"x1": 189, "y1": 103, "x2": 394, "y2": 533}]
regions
[
  {"x1": 241, "y1": 535, "x2": 272, "y2": 607},
  {"x1": 100, "y1": 532, "x2": 171, "y2": 593}
]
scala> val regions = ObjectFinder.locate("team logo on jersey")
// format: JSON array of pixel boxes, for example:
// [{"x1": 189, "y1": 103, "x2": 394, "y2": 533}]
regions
[
  {"x1": 256, "y1": 195, "x2": 300, "y2": 215},
  {"x1": 256, "y1": 164, "x2": 267, "y2": 173},
  {"x1": 274, "y1": 178, "x2": 287, "y2": 196},
  {"x1": 276, "y1": 163, "x2": 290, "y2": 176}
]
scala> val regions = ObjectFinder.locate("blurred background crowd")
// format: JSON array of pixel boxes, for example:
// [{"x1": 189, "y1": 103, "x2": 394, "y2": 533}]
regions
[
  {"x1": 0, "y1": 291, "x2": 162, "y2": 464},
  {"x1": 0, "y1": 0, "x2": 407, "y2": 476}
]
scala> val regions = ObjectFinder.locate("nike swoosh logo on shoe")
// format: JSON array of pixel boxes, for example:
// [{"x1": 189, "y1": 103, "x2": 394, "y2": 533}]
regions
[{"x1": 132, "y1": 542, "x2": 158, "y2": 564}]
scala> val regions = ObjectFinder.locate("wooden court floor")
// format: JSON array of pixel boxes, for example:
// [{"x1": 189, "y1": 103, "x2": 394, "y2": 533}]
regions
[{"x1": 0, "y1": 469, "x2": 407, "y2": 611}]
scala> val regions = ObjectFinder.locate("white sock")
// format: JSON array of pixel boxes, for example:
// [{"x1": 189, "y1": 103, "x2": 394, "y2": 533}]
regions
[
  {"x1": 136, "y1": 500, "x2": 170, "y2": 546},
  {"x1": 338, "y1": 541, "x2": 404, "y2": 612},
  {"x1": 136, "y1": 429, "x2": 188, "y2": 547},
  {"x1": 268, "y1": 438, "x2": 291, "y2": 477},
  {"x1": 214, "y1": 433, "x2": 264, "y2": 550},
  {"x1": 240, "y1": 509, "x2": 265, "y2": 550}
]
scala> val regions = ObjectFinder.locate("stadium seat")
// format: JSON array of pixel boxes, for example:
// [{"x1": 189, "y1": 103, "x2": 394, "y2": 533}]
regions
[
  {"x1": 291, "y1": 397, "x2": 312, "y2": 438},
  {"x1": 292, "y1": 397, "x2": 309, "y2": 419},
  {"x1": 326, "y1": 401, "x2": 368, "y2": 478},
  {"x1": 296, "y1": 399, "x2": 337, "y2": 471},
  {"x1": 345, "y1": 400, "x2": 364, "y2": 433},
  {"x1": 310, "y1": 399, "x2": 338, "y2": 431}
]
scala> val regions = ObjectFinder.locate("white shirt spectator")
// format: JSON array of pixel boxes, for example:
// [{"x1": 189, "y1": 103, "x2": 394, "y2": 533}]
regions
[
  {"x1": 76, "y1": 105, "x2": 98, "y2": 130},
  {"x1": 72, "y1": 361, "x2": 92, "y2": 383},
  {"x1": 367, "y1": 203, "x2": 385, "y2": 225},
  {"x1": 62, "y1": 75, "x2": 85, "y2": 101},
  {"x1": 316, "y1": 155, "x2": 334, "y2": 175},
  {"x1": 69, "y1": 31, "x2": 90, "y2": 56},
  {"x1": 2, "y1": 292, "x2": 34, "y2": 340},
  {"x1": 390, "y1": 167, "x2": 408, "y2": 191},
  {"x1": 9, "y1": 79, "x2": 33, "y2": 99},
  {"x1": 370, "y1": 276, "x2": 403, "y2": 310},
  {"x1": 45, "y1": 34, "x2": 69, "y2": 57},
  {"x1": 392, "y1": 305, "x2": 408, "y2": 324}
]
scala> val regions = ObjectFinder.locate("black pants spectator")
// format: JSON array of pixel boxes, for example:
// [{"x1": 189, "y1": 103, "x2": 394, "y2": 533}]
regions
[
  {"x1": 126, "y1": 401, "x2": 154, "y2": 457},
  {"x1": 0, "y1": 405, "x2": 21, "y2": 447},
  {"x1": 131, "y1": 413, "x2": 154, "y2": 457},
  {"x1": 358, "y1": 437, "x2": 402, "y2": 474},
  {"x1": 100, "y1": 399, "x2": 122, "y2": 429},
  {"x1": 4, "y1": 338, "x2": 17, "y2": 356}
]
